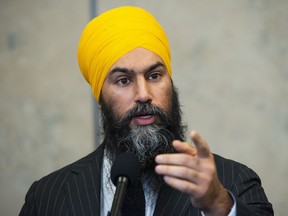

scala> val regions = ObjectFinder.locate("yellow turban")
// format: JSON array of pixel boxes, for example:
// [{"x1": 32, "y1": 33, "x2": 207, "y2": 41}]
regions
[{"x1": 78, "y1": 6, "x2": 171, "y2": 102}]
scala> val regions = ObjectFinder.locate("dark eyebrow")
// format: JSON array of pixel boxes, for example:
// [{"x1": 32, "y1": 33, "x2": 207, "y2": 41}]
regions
[
  {"x1": 146, "y1": 61, "x2": 165, "y2": 73},
  {"x1": 108, "y1": 61, "x2": 166, "y2": 76},
  {"x1": 109, "y1": 67, "x2": 131, "y2": 75}
]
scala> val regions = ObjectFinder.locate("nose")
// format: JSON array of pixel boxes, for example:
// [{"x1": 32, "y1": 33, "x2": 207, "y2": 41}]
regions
[{"x1": 135, "y1": 77, "x2": 152, "y2": 103}]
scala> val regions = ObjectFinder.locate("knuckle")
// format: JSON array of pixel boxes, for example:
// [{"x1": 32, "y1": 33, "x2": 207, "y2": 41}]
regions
[
  {"x1": 182, "y1": 183, "x2": 193, "y2": 193},
  {"x1": 188, "y1": 170, "x2": 198, "y2": 180}
]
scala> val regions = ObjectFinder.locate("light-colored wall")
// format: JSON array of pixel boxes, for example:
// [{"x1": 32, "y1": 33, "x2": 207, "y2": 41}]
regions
[
  {"x1": 0, "y1": 0, "x2": 93, "y2": 215},
  {"x1": 0, "y1": 0, "x2": 287, "y2": 215}
]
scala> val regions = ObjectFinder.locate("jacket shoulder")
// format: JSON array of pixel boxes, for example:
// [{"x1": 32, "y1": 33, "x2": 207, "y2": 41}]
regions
[
  {"x1": 20, "y1": 146, "x2": 104, "y2": 216},
  {"x1": 38, "y1": 147, "x2": 102, "y2": 184},
  {"x1": 213, "y1": 153, "x2": 263, "y2": 190}
]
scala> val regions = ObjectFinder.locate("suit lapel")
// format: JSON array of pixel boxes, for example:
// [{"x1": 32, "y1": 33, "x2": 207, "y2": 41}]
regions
[
  {"x1": 153, "y1": 183, "x2": 192, "y2": 216},
  {"x1": 63, "y1": 145, "x2": 201, "y2": 216},
  {"x1": 65, "y1": 146, "x2": 104, "y2": 216}
]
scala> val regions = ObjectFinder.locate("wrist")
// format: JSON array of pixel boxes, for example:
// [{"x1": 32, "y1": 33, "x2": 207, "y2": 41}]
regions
[{"x1": 201, "y1": 187, "x2": 233, "y2": 216}]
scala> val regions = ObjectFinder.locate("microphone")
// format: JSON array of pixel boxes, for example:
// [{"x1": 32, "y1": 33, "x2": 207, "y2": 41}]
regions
[{"x1": 109, "y1": 152, "x2": 140, "y2": 216}]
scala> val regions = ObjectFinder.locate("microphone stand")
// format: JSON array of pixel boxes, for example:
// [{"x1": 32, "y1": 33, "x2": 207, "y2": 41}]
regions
[{"x1": 108, "y1": 176, "x2": 129, "y2": 216}]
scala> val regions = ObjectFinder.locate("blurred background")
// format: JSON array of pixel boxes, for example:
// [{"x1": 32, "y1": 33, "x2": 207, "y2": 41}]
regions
[{"x1": 0, "y1": 0, "x2": 287, "y2": 215}]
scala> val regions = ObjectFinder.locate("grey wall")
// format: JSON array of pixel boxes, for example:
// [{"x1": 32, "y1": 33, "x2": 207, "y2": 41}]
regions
[
  {"x1": 0, "y1": 0, "x2": 94, "y2": 215},
  {"x1": 0, "y1": 0, "x2": 287, "y2": 215}
]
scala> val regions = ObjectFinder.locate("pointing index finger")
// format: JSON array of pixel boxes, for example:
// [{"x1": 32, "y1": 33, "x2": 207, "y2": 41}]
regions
[{"x1": 191, "y1": 131, "x2": 211, "y2": 158}]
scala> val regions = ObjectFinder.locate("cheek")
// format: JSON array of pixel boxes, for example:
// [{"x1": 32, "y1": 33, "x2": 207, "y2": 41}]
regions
[
  {"x1": 163, "y1": 90, "x2": 173, "y2": 113},
  {"x1": 154, "y1": 84, "x2": 173, "y2": 112},
  {"x1": 102, "y1": 92, "x2": 134, "y2": 120}
]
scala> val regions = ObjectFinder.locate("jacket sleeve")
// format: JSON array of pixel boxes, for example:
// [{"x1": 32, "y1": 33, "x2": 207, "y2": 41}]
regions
[{"x1": 231, "y1": 165, "x2": 274, "y2": 216}]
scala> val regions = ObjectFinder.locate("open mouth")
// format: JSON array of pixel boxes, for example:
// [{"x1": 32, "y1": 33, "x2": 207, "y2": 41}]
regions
[
  {"x1": 135, "y1": 113, "x2": 153, "y2": 119},
  {"x1": 133, "y1": 112, "x2": 156, "y2": 125}
]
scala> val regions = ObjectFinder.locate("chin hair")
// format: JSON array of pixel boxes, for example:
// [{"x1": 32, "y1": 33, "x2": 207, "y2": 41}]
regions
[{"x1": 117, "y1": 124, "x2": 175, "y2": 171}]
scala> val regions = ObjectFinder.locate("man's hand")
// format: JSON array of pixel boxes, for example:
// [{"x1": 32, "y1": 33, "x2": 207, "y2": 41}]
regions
[{"x1": 155, "y1": 131, "x2": 233, "y2": 216}]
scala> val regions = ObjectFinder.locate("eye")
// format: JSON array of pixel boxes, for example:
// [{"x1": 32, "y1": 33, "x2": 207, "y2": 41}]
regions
[
  {"x1": 148, "y1": 72, "x2": 162, "y2": 81},
  {"x1": 116, "y1": 77, "x2": 131, "y2": 86}
]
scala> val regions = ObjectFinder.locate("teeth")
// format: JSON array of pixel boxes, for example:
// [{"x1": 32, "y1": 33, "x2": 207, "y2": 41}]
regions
[{"x1": 139, "y1": 115, "x2": 151, "y2": 119}]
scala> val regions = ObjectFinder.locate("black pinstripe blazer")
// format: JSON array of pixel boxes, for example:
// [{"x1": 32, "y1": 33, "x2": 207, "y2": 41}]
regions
[{"x1": 19, "y1": 144, "x2": 273, "y2": 216}]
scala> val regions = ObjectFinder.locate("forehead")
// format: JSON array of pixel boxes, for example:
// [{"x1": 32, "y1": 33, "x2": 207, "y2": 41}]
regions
[{"x1": 109, "y1": 47, "x2": 165, "y2": 72}]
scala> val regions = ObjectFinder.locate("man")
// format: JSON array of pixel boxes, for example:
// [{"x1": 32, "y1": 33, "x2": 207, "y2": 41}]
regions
[{"x1": 20, "y1": 6, "x2": 273, "y2": 216}]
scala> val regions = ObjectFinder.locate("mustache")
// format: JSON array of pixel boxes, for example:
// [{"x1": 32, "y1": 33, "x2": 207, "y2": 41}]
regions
[{"x1": 113, "y1": 102, "x2": 172, "y2": 129}]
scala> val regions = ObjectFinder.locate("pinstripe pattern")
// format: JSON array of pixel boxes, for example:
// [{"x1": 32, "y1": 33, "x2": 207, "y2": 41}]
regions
[
  {"x1": 19, "y1": 146, "x2": 273, "y2": 216},
  {"x1": 214, "y1": 154, "x2": 273, "y2": 216}
]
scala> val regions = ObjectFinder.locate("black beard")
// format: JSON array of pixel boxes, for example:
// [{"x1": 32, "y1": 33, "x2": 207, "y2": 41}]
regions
[{"x1": 100, "y1": 85, "x2": 186, "y2": 172}]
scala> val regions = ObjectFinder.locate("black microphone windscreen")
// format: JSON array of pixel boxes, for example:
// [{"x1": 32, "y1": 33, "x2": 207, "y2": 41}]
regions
[{"x1": 111, "y1": 152, "x2": 140, "y2": 187}]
